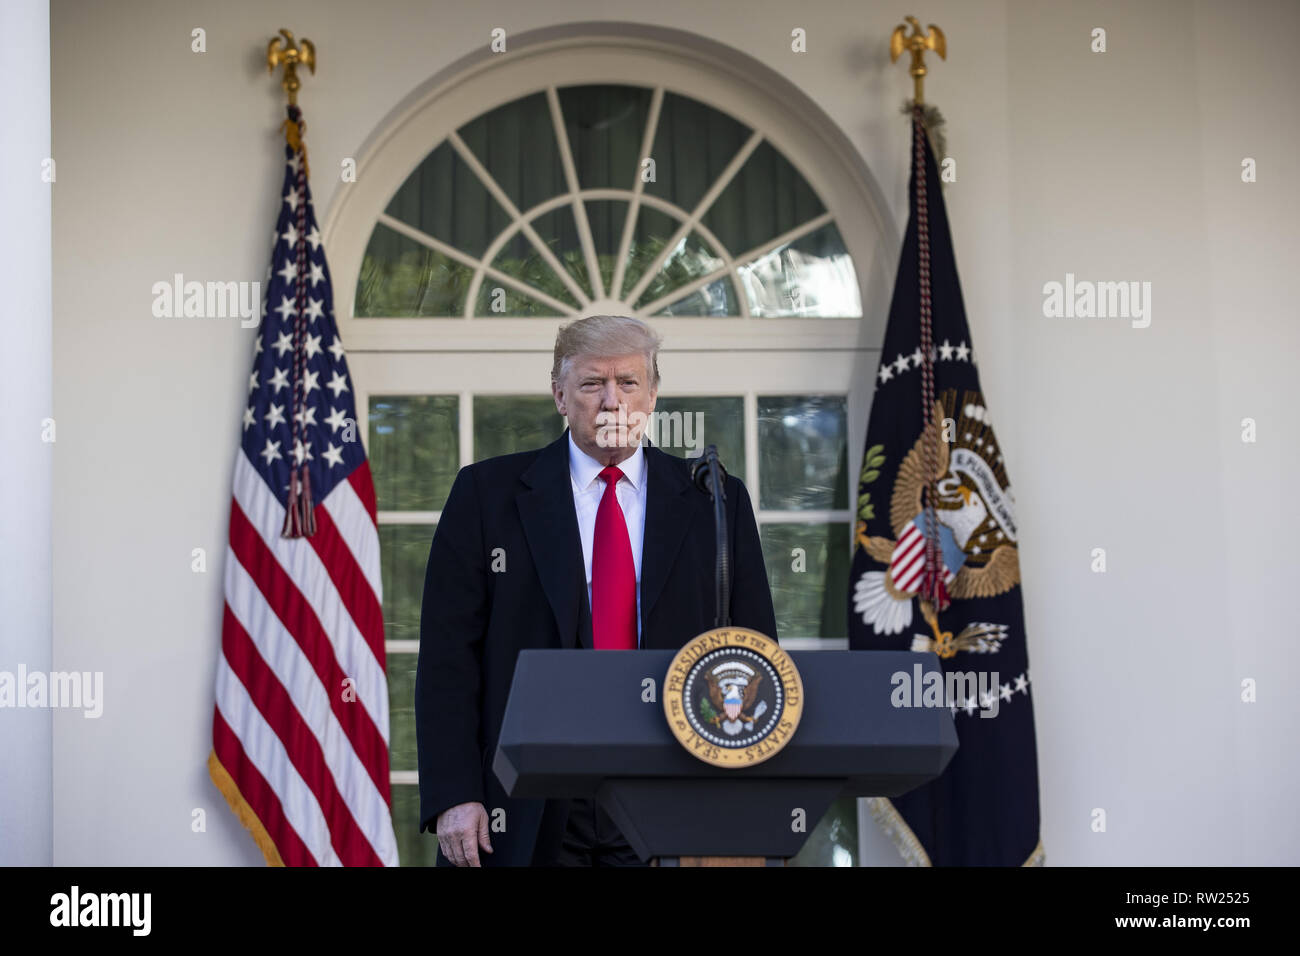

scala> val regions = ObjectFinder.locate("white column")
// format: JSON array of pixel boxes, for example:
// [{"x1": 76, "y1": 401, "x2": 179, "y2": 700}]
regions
[{"x1": 0, "y1": 0, "x2": 52, "y2": 865}]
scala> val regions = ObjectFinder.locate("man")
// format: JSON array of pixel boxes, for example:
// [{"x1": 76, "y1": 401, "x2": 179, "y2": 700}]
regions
[{"x1": 415, "y1": 315, "x2": 778, "y2": 867}]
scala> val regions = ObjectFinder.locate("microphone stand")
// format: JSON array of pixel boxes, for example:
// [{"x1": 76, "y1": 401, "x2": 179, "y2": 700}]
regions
[{"x1": 689, "y1": 445, "x2": 730, "y2": 627}]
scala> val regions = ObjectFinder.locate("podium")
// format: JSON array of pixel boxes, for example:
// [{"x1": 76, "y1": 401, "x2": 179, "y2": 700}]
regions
[{"x1": 493, "y1": 648, "x2": 958, "y2": 865}]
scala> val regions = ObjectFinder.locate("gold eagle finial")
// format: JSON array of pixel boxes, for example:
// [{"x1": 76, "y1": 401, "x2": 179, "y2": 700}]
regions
[
  {"x1": 890, "y1": 16, "x2": 946, "y2": 106},
  {"x1": 266, "y1": 28, "x2": 316, "y2": 107}
]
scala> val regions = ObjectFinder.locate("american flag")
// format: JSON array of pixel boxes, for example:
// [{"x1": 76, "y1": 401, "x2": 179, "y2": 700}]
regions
[{"x1": 208, "y1": 105, "x2": 398, "y2": 866}]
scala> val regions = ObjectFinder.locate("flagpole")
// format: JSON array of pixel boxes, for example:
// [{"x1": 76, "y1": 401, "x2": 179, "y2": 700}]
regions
[{"x1": 891, "y1": 18, "x2": 950, "y2": 620}]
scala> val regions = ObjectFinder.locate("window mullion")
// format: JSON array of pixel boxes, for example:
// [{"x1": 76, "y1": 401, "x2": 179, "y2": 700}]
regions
[
  {"x1": 623, "y1": 130, "x2": 763, "y2": 306},
  {"x1": 729, "y1": 211, "x2": 836, "y2": 272},
  {"x1": 611, "y1": 86, "x2": 665, "y2": 303},
  {"x1": 542, "y1": 87, "x2": 603, "y2": 306},
  {"x1": 448, "y1": 129, "x2": 592, "y2": 311}
]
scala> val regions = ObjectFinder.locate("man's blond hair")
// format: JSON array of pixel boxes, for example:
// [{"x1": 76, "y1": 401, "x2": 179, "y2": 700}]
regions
[{"x1": 551, "y1": 315, "x2": 662, "y2": 389}]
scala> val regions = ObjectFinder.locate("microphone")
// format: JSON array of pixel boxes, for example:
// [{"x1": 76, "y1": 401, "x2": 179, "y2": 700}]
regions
[
  {"x1": 690, "y1": 445, "x2": 730, "y2": 627},
  {"x1": 689, "y1": 445, "x2": 727, "y2": 495}
]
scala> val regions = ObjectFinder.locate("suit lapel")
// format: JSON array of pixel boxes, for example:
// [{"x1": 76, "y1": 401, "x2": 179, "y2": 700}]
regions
[
  {"x1": 516, "y1": 428, "x2": 584, "y2": 649},
  {"x1": 639, "y1": 438, "x2": 694, "y2": 646}
]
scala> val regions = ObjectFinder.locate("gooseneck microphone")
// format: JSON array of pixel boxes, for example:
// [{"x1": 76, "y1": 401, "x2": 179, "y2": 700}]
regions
[{"x1": 689, "y1": 445, "x2": 730, "y2": 627}]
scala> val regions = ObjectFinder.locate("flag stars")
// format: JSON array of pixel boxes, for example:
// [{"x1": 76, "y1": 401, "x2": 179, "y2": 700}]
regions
[
  {"x1": 326, "y1": 371, "x2": 350, "y2": 397},
  {"x1": 246, "y1": 156, "x2": 356, "y2": 506},
  {"x1": 325, "y1": 406, "x2": 348, "y2": 433},
  {"x1": 930, "y1": 339, "x2": 970, "y2": 362},
  {"x1": 878, "y1": 341, "x2": 985, "y2": 385},
  {"x1": 949, "y1": 673, "x2": 1032, "y2": 719}
]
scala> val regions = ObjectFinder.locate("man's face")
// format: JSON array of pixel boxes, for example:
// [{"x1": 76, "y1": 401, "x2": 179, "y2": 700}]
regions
[{"x1": 553, "y1": 352, "x2": 658, "y2": 465}]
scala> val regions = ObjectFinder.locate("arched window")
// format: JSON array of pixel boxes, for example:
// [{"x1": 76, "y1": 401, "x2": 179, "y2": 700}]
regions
[{"x1": 353, "y1": 84, "x2": 860, "y2": 320}]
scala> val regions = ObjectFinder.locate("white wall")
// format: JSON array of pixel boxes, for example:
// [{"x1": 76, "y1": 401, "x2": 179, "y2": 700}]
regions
[
  {"x1": 1, "y1": 0, "x2": 52, "y2": 866},
  {"x1": 48, "y1": 0, "x2": 1298, "y2": 864}
]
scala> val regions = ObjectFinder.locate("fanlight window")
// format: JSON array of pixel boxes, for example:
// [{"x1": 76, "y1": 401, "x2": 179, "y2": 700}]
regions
[{"x1": 354, "y1": 85, "x2": 861, "y2": 319}]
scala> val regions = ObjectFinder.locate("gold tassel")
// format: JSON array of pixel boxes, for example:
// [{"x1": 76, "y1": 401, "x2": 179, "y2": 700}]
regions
[
  {"x1": 866, "y1": 796, "x2": 1045, "y2": 866},
  {"x1": 208, "y1": 749, "x2": 285, "y2": 866}
]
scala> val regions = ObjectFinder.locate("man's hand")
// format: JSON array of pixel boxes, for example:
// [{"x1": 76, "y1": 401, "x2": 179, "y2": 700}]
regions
[{"x1": 436, "y1": 802, "x2": 493, "y2": 866}]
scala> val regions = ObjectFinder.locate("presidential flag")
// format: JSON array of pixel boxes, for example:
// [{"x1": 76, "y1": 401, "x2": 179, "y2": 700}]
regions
[
  {"x1": 848, "y1": 106, "x2": 1043, "y2": 866},
  {"x1": 208, "y1": 105, "x2": 398, "y2": 866}
]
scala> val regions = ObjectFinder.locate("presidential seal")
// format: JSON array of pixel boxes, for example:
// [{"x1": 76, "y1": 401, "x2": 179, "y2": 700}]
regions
[{"x1": 663, "y1": 627, "x2": 803, "y2": 767}]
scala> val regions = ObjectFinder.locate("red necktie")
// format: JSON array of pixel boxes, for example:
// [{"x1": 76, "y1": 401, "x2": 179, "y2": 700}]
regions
[{"x1": 592, "y1": 465, "x2": 636, "y2": 650}]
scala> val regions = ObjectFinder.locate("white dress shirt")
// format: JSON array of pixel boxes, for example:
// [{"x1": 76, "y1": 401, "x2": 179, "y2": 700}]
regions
[{"x1": 568, "y1": 430, "x2": 647, "y2": 647}]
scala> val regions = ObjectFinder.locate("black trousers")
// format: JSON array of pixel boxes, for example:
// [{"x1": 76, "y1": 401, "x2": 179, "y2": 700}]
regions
[{"x1": 535, "y1": 797, "x2": 649, "y2": 867}]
